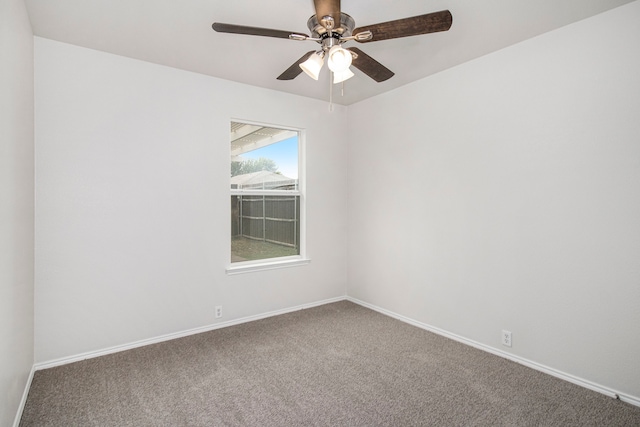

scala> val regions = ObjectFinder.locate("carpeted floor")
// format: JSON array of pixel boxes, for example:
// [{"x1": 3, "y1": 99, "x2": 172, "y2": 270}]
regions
[{"x1": 20, "y1": 301, "x2": 640, "y2": 426}]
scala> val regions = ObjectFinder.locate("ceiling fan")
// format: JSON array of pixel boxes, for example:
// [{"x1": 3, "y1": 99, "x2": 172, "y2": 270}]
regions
[{"x1": 212, "y1": 0, "x2": 452, "y2": 84}]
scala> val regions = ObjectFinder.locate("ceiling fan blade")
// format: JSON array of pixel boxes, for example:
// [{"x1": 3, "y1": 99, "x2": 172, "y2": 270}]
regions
[
  {"x1": 212, "y1": 22, "x2": 308, "y2": 39},
  {"x1": 353, "y1": 10, "x2": 452, "y2": 43},
  {"x1": 347, "y1": 48, "x2": 394, "y2": 82},
  {"x1": 277, "y1": 51, "x2": 317, "y2": 81},
  {"x1": 313, "y1": 0, "x2": 341, "y2": 29}
]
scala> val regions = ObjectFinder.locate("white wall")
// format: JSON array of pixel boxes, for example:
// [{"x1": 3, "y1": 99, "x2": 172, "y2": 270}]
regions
[
  {"x1": 34, "y1": 38, "x2": 348, "y2": 363},
  {"x1": 0, "y1": 0, "x2": 35, "y2": 424},
  {"x1": 347, "y1": 1, "x2": 640, "y2": 400}
]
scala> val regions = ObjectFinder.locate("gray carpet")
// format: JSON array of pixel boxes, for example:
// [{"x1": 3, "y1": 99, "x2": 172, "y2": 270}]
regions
[{"x1": 20, "y1": 301, "x2": 640, "y2": 426}]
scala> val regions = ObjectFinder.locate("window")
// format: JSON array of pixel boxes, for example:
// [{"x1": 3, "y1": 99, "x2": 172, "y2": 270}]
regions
[{"x1": 228, "y1": 121, "x2": 306, "y2": 272}]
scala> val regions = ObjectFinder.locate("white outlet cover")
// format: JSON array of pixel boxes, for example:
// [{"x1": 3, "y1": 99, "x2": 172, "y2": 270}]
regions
[{"x1": 502, "y1": 330, "x2": 512, "y2": 347}]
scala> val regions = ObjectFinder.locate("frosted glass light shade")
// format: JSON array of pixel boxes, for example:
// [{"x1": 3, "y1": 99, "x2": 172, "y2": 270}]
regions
[
  {"x1": 299, "y1": 53, "x2": 324, "y2": 80},
  {"x1": 327, "y1": 46, "x2": 352, "y2": 72},
  {"x1": 333, "y1": 68, "x2": 354, "y2": 84}
]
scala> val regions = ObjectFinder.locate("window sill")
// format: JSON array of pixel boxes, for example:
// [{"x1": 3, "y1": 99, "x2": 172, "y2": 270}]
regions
[{"x1": 226, "y1": 258, "x2": 311, "y2": 275}]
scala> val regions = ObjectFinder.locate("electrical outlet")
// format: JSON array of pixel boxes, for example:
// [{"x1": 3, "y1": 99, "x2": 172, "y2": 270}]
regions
[
  {"x1": 502, "y1": 330, "x2": 512, "y2": 347},
  {"x1": 215, "y1": 306, "x2": 222, "y2": 319}
]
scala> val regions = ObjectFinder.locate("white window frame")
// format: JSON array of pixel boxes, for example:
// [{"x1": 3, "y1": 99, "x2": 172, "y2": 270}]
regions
[{"x1": 226, "y1": 120, "x2": 309, "y2": 275}]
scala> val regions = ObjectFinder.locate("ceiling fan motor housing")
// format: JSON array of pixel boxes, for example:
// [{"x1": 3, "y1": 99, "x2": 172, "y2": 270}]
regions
[{"x1": 307, "y1": 13, "x2": 355, "y2": 40}]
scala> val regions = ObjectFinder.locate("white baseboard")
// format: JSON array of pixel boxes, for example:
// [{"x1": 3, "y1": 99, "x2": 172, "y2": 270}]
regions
[
  {"x1": 35, "y1": 296, "x2": 347, "y2": 371},
  {"x1": 29, "y1": 295, "x2": 640, "y2": 410},
  {"x1": 346, "y1": 296, "x2": 640, "y2": 408},
  {"x1": 13, "y1": 365, "x2": 36, "y2": 427}
]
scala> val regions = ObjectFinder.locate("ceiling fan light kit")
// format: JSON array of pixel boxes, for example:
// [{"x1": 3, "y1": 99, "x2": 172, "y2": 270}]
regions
[
  {"x1": 333, "y1": 68, "x2": 355, "y2": 84},
  {"x1": 327, "y1": 45, "x2": 353, "y2": 73},
  {"x1": 212, "y1": 0, "x2": 452, "y2": 94},
  {"x1": 300, "y1": 51, "x2": 325, "y2": 80}
]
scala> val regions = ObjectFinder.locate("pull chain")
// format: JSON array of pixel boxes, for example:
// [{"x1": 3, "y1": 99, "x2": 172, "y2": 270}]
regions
[{"x1": 329, "y1": 71, "x2": 334, "y2": 112}]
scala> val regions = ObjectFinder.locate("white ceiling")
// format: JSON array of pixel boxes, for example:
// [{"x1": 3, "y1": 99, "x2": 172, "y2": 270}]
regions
[{"x1": 24, "y1": 0, "x2": 635, "y2": 105}]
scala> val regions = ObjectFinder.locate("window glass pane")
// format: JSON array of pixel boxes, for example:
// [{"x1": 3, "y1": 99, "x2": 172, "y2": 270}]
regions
[
  {"x1": 230, "y1": 122, "x2": 298, "y2": 191},
  {"x1": 231, "y1": 195, "x2": 300, "y2": 263}
]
